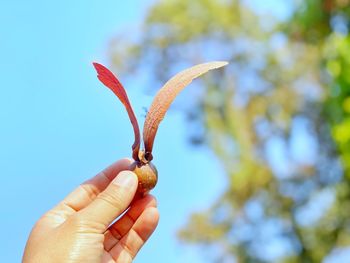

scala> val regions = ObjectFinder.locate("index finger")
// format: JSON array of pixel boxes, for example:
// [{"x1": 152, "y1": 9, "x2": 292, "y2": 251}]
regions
[{"x1": 60, "y1": 158, "x2": 133, "y2": 213}]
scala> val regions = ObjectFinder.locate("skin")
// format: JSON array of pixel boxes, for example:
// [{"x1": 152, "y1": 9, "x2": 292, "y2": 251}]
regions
[{"x1": 22, "y1": 159, "x2": 159, "y2": 263}]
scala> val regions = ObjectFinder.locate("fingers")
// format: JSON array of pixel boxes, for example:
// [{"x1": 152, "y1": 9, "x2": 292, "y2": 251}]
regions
[
  {"x1": 60, "y1": 159, "x2": 133, "y2": 213},
  {"x1": 104, "y1": 194, "x2": 157, "y2": 251},
  {"x1": 109, "y1": 207, "x2": 159, "y2": 262},
  {"x1": 77, "y1": 171, "x2": 138, "y2": 231}
]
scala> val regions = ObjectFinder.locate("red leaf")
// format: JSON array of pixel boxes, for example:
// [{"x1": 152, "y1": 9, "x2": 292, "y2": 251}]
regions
[
  {"x1": 93, "y1": 62, "x2": 141, "y2": 161},
  {"x1": 143, "y1": 61, "x2": 228, "y2": 161}
]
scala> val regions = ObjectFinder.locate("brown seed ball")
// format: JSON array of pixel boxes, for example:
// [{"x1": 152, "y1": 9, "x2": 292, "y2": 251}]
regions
[{"x1": 129, "y1": 161, "x2": 158, "y2": 195}]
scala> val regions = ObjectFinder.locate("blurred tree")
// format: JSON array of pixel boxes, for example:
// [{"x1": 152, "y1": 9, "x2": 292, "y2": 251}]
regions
[{"x1": 109, "y1": 0, "x2": 350, "y2": 262}]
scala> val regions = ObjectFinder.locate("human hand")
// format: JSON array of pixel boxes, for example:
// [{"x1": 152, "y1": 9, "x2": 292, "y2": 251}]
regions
[{"x1": 22, "y1": 159, "x2": 159, "y2": 263}]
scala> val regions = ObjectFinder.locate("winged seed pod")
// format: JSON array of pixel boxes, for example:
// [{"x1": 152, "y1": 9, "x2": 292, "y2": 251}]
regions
[{"x1": 93, "y1": 61, "x2": 228, "y2": 195}]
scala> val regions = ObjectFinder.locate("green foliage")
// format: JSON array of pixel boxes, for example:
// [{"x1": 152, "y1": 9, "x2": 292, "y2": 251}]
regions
[
  {"x1": 324, "y1": 35, "x2": 350, "y2": 173},
  {"x1": 110, "y1": 0, "x2": 350, "y2": 261}
]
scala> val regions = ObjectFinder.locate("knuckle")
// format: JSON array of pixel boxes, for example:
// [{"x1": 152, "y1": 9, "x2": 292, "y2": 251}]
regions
[
  {"x1": 68, "y1": 214, "x2": 105, "y2": 233},
  {"x1": 119, "y1": 238, "x2": 136, "y2": 260},
  {"x1": 97, "y1": 190, "x2": 125, "y2": 211},
  {"x1": 80, "y1": 183, "x2": 99, "y2": 201}
]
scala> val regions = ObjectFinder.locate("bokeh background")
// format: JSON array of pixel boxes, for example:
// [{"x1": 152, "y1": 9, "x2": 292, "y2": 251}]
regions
[{"x1": 1, "y1": 0, "x2": 350, "y2": 262}]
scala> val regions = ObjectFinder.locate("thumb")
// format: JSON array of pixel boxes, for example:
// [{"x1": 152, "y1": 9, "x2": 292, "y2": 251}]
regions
[{"x1": 77, "y1": 171, "x2": 138, "y2": 231}]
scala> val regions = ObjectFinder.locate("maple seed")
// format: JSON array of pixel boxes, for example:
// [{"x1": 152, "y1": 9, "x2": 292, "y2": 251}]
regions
[
  {"x1": 130, "y1": 161, "x2": 158, "y2": 195},
  {"x1": 93, "y1": 61, "x2": 228, "y2": 195}
]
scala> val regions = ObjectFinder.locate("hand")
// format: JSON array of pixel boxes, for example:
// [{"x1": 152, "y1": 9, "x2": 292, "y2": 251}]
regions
[{"x1": 22, "y1": 159, "x2": 159, "y2": 263}]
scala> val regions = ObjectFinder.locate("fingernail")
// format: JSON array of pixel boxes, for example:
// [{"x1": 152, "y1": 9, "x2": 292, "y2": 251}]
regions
[{"x1": 113, "y1": 171, "x2": 136, "y2": 188}]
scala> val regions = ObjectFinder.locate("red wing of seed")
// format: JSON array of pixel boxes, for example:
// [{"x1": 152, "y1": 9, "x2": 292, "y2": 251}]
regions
[
  {"x1": 93, "y1": 62, "x2": 141, "y2": 161},
  {"x1": 143, "y1": 61, "x2": 228, "y2": 160}
]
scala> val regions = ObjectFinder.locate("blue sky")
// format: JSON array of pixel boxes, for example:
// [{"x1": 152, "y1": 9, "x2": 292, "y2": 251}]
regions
[
  {"x1": 2, "y1": 1, "x2": 349, "y2": 262},
  {"x1": 0, "y1": 1, "x2": 225, "y2": 262}
]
